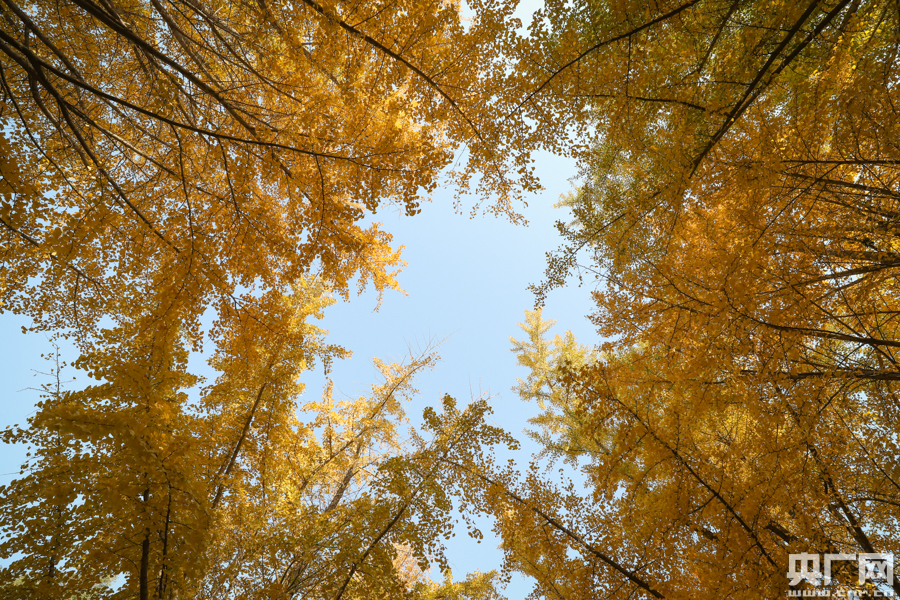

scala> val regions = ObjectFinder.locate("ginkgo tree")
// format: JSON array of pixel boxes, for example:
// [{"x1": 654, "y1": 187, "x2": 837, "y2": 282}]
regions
[
  {"x1": 0, "y1": 293, "x2": 514, "y2": 599},
  {"x1": 0, "y1": 0, "x2": 542, "y2": 344},
  {"x1": 479, "y1": 0, "x2": 900, "y2": 599},
  {"x1": 0, "y1": 0, "x2": 539, "y2": 598},
  {"x1": 509, "y1": 308, "x2": 599, "y2": 459},
  {"x1": 9, "y1": 0, "x2": 900, "y2": 599}
]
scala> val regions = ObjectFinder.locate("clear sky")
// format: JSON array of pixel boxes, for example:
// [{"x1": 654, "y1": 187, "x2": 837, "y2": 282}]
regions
[
  {"x1": 0, "y1": 4, "x2": 602, "y2": 595},
  {"x1": 295, "y1": 150, "x2": 600, "y2": 590}
]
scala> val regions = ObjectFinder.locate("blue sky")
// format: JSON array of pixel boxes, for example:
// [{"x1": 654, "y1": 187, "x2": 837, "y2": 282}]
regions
[{"x1": 297, "y1": 150, "x2": 600, "y2": 588}]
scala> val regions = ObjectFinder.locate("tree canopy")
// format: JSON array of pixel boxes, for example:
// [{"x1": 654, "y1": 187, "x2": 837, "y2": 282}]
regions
[
  {"x1": 509, "y1": 1, "x2": 900, "y2": 598},
  {"x1": 0, "y1": 0, "x2": 536, "y2": 596},
  {"x1": 4, "y1": 0, "x2": 900, "y2": 599}
]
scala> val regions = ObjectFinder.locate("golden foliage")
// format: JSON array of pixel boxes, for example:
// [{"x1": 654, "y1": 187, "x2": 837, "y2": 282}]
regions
[
  {"x1": 7, "y1": 0, "x2": 900, "y2": 598},
  {"x1": 0, "y1": 1, "x2": 536, "y2": 597},
  {"x1": 499, "y1": 1, "x2": 900, "y2": 599}
]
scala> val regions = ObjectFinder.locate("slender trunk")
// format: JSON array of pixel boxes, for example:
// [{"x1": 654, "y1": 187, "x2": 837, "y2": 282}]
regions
[
  {"x1": 156, "y1": 491, "x2": 172, "y2": 599},
  {"x1": 212, "y1": 382, "x2": 268, "y2": 509},
  {"x1": 140, "y1": 487, "x2": 151, "y2": 600},
  {"x1": 140, "y1": 532, "x2": 151, "y2": 600},
  {"x1": 48, "y1": 503, "x2": 61, "y2": 578},
  {"x1": 323, "y1": 442, "x2": 362, "y2": 514}
]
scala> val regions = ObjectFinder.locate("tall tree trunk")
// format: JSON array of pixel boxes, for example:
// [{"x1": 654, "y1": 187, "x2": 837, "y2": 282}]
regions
[
  {"x1": 140, "y1": 487, "x2": 151, "y2": 600},
  {"x1": 212, "y1": 382, "x2": 268, "y2": 509}
]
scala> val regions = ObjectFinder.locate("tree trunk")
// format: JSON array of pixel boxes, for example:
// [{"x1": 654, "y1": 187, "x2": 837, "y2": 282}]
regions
[{"x1": 140, "y1": 487, "x2": 150, "y2": 600}]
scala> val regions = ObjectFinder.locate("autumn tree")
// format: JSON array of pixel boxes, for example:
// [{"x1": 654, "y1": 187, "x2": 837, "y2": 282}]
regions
[
  {"x1": 0, "y1": 0, "x2": 544, "y2": 343},
  {"x1": 449, "y1": 1, "x2": 900, "y2": 599},
  {"x1": 0, "y1": 0, "x2": 539, "y2": 597},
  {"x1": 0, "y1": 316, "x2": 516, "y2": 599},
  {"x1": 12, "y1": 0, "x2": 900, "y2": 598},
  {"x1": 509, "y1": 308, "x2": 600, "y2": 459}
]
